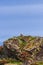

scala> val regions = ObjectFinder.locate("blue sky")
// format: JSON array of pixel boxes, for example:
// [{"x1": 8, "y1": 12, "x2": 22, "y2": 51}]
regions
[{"x1": 0, "y1": 0, "x2": 43, "y2": 42}]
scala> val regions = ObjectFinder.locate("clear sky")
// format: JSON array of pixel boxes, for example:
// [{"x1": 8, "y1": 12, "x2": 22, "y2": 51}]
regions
[{"x1": 0, "y1": 0, "x2": 43, "y2": 42}]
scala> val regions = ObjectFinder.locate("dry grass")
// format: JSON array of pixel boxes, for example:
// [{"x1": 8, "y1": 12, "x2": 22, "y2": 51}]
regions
[{"x1": 5, "y1": 63, "x2": 17, "y2": 65}]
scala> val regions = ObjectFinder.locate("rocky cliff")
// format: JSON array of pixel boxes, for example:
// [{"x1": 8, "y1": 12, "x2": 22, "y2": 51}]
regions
[{"x1": 0, "y1": 35, "x2": 43, "y2": 65}]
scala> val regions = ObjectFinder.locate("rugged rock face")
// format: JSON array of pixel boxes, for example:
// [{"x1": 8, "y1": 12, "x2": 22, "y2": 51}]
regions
[{"x1": 0, "y1": 35, "x2": 43, "y2": 65}]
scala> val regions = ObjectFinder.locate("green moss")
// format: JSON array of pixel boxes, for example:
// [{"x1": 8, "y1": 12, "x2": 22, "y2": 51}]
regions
[{"x1": 17, "y1": 38, "x2": 27, "y2": 50}]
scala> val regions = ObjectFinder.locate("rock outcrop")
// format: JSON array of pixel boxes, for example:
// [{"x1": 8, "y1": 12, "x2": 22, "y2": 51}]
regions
[{"x1": 0, "y1": 35, "x2": 43, "y2": 65}]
